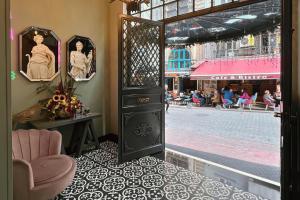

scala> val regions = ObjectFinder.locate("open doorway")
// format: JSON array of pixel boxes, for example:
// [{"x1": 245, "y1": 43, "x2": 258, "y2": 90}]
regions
[
  {"x1": 163, "y1": 0, "x2": 281, "y2": 199},
  {"x1": 4, "y1": 1, "x2": 298, "y2": 198}
]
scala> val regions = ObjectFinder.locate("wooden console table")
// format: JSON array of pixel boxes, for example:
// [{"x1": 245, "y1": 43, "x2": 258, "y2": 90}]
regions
[{"x1": 29, "y1": 113, "x2": 101, "y2": 156}]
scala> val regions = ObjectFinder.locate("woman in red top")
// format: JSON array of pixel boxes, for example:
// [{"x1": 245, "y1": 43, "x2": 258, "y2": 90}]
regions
[{"x1": 235, "y1": 89, "x2": 250, "y2": 107}]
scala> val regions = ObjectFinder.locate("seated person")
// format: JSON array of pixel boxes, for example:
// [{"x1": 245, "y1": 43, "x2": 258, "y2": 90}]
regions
[
  {"x1": 211, "y1": 89, "x2": 220, "y2": 107},
  {"x1": 235, "y1": 89, "x2": 250, "y2": 107},
  {"x1": 223, "y1": 86, "x2": 234, "y2": 104},
  {"x1": 264, "y1": 90, "x2": 275, "y2": 106},
  {"x1": 192, "y1": 90, "x2": 205, "y2": 105},
  {"x1": 199, "y1": 90, "x2": 206, "y2": 105},
  {"x1": 192, "y1": 90, "x2": 199, "y2": 100},
  {"x1": 273, "y1": 84, "x2": 281, "y2": 107}
]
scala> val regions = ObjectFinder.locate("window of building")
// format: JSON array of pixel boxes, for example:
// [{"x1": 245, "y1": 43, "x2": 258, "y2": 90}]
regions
[
  {"x1": 131, "y1": 0, "x2": 246, "y2": 21},
  {"x1": 167, "y1": 48, "x2": 192, "y2": 71}
]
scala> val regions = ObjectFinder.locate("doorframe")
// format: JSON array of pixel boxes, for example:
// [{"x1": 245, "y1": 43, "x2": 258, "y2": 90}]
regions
[
  {"x1": 162, "y1": 0, "x2": 294, "y2": 199},
  {"x1": 0, "y1": 0, "x2": 12, "y2": 199},
  {"x1": 281, "y1": 0, "x2": 294, "y2": 199}
]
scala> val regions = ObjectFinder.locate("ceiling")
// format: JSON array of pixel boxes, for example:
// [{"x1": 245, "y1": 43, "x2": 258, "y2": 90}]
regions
[{"x1": 165, "y1": 0, "x2": 281, "y2": 46}]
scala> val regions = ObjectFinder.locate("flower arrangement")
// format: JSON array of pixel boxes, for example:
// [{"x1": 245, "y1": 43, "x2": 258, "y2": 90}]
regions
[{"x1": 37, "y1": 75, "x2": 83, "y2": 120}]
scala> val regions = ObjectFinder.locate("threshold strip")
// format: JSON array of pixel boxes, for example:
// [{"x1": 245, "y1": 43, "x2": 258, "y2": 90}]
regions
[{"x1": 165, "y1": 147, "x2": 281, "y2": 188}]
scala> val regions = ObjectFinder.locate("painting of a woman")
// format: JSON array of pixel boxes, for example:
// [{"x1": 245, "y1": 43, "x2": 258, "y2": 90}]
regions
[
  {"x1": 67, "y1": 35, "x2": 96, "y2": 81},
  {"x1": 26, "y1": 34, "x2": 55, "y2": 80},
  {"x1": 70, "y1": 41, "x2": 93, "y2": 79}
]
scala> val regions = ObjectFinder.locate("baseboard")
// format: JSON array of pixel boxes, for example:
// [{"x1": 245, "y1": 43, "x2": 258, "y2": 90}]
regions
[{"x1": 98, "y1": 133, "x2": 118, "y2": 143}]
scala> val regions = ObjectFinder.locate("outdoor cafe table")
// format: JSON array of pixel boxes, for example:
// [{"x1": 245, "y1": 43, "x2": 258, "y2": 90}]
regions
[{"x1": 29, "y1": 113, "x2": 101, "y2": 156}]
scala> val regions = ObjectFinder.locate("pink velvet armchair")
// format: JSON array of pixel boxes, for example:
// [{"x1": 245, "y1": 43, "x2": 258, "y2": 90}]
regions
[{"x1": 12, "y1": 129, "x2": 76, "y2": 200}]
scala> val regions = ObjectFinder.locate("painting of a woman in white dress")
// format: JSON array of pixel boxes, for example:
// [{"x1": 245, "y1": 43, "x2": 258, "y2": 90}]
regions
[
  {"x1": 19, "y1": 27, "x2": 60, "y2": 81},
  {"x1": 70, "y1": 41, "x2": 93, "y2": 79},
  {"x1": 67, "y1": 36, "x2": 96, "y2": 81},
  {"x1": 26, "y1": 34, "x2": 55, "y2": 79}
]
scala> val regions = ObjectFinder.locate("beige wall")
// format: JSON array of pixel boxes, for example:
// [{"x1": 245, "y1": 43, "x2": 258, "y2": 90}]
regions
[
  {"x1": 292, "y1": 0, "x2": 299, "y2": 104},
  {"x1": 107, "y1": 1, "x2": 124, "y2": 134},
  {"x1": 11, "y1": 0, "x2": 109, "y2": 137}
]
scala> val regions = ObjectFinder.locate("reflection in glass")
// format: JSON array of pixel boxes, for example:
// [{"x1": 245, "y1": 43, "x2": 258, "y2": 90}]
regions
[
  {"x1": 141, "y1": 10, "x2": 151, "y2": 19},
  {"x1": 152, "y1": 0, "x2": 163, "y2": 7},
  {"x1": 141, "y1": 2, "x2": 150, "y2": 11},
  {"x1": 213, "y1": 0, "x2": 232, "y2": 6},
  {"x1": 179, "y1": 0, "x2": 193, "y2": 15},
  {"x1": 152, "y1": 6, "x2": 163, "y2": 21},
  {"x1": 165, "y1": 0, "x2": 176, "y2": 3},
  {"x1": 165, "y1": 2, "x2": 177, "y2": 18},
  {"x1": 195, "y1": 0, "x2": 211, "y2": 10}
]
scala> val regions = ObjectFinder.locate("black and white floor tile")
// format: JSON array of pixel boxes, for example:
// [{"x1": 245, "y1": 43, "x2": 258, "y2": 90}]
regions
[{"x1": 56, "y1": 141, "x2": 268, "y2": 200}]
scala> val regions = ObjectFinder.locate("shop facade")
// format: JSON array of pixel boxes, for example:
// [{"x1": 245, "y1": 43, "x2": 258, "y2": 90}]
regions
[
  {"x1": 190, "y1": 57, "x2": 280, "y2": 100},
  {"x1": 165, "y1": 29, "x2": 281, "y2": 98}
]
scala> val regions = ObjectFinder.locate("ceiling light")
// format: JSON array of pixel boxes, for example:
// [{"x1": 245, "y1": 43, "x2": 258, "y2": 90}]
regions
[
  {"x1": 190, "y1": 26, "x2": 203, "y2": 30},
  {"x1": 236, "y1": 14, "x2": 257, "y2": 20},
  {"x1": 208, "y1": 27, "x2": 226, "y2": 33},
  {"x1": 167, "y1": 37, "x2": 189, "y2": 41},
  {"x1": 264, "y1": 12, "x2": 277, "y2": 16},
  {"x1": 225, "y1": 19, "x2": 242, "y2": 24}
]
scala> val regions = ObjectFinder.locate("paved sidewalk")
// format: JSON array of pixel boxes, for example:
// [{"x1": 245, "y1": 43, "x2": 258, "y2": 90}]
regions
[{"x1": 165, "y1": 106, "x2": 281, "y2": 181}]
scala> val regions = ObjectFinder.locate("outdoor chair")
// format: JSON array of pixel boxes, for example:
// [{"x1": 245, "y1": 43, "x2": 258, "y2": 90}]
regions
[
  {"x1": 183, "y1": 97, "x2": 192, "y2": 105},
  {"x1": 12, "y1": 129, "x2": 76, "y2": 200},
  {"x1": 192, "y1": 96, "x2": 201, "y2": 106},
  {"x1": 174, "y1": 97, "x2": 183, "y2": 105},
  {"x1": 242, "y1": 92, "x2": 258, "y2": 110},
  {"x1": 221, "y1": 96, "x2": 232, "y2": 109},
  {"x1": 264, "y1": 99, "x2": 275, "y2": 111}
]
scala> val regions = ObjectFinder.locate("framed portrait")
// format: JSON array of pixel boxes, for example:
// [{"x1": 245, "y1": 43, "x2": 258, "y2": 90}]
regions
[
  {"x1": 19, "y1": 26, "x2": 60, "y2": 82},
  {"x1": 67, "y1": 35, "x2": 96, "y2": 81}
]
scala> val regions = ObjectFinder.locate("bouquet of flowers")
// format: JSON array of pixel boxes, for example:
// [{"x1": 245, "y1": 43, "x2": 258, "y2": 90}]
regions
[{"x1": 37, "y1": 75, "x2": 83, "y2": 120}]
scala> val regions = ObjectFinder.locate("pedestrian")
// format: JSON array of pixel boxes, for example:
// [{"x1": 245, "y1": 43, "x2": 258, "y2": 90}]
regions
[{"x1": 165, "y1": 85, "x2": 170, "y2": 112}]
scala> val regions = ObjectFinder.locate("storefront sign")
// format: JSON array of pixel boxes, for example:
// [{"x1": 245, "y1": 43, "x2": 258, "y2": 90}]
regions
[
  {"x1": 210, "y1": 75, "x2": 279, "y2": 80},
  {"x1": 191, "y1": 74, "x2": 280, "y2": 80}
]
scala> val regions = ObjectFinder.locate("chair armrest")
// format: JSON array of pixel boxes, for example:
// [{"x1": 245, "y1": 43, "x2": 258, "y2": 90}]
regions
[{"x1": 13, "y1": 159, "x2": 34, "y2": 199}]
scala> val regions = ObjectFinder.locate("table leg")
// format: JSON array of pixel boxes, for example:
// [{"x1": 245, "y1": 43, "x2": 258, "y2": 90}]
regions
[
  {"x1": 69, "y1": 122, "x2": 84, "y2": 154},
  {"x1": 76, "y1": 121, "x2": 89, "y2": 156},
  {"x1": 88, "y1": 120, "x2": 100, "y2": 148}
]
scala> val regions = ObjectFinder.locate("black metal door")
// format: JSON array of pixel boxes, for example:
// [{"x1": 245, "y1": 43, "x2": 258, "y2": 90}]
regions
[
  {"x1": 280, "y1": 0, "x2": 300, "y2": 199},
  {"x1": 118, "y1": 15, "x2": 165, "y2": 163}
]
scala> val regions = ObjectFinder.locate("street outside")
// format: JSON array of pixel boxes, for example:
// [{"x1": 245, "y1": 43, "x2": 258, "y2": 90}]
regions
[{"x1": 165, "y1": 105, "x2": 281, "y2": 179}]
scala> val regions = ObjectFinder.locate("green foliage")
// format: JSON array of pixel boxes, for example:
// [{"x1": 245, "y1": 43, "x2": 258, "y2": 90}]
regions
[{"x1": 36, "y1": 73, "x2": 80, "y2": 98}]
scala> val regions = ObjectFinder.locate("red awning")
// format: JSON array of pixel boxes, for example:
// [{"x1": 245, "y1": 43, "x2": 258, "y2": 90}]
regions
[{"x1": 190, "y1": 57, "x2": 280, "y2": 80}]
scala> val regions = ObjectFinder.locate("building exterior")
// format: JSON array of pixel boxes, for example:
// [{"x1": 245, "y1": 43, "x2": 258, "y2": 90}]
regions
[{"x1": 165, "y1": 29, "x2": 281, "y2": 99}]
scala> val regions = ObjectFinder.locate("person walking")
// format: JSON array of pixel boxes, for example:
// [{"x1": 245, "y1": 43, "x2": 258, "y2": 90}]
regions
[{"x1": 165, "y1": 85, "x2": 170, "y2": 112}]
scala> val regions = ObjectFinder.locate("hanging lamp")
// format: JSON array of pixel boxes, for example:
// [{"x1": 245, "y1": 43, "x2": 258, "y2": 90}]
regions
[{"x1": 110, "y1": 0, "x2": 151, "y2": 13}]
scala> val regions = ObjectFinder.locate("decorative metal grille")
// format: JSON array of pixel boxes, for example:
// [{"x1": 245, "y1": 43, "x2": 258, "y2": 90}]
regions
[{"x1": 121, "y1": 17, "x2": 162, "y2": 88}]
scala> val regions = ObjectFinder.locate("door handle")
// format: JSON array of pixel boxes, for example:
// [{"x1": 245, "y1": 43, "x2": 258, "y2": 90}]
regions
[{"x1": 274, "y1": 112, "x2": 282, "y2": 118}]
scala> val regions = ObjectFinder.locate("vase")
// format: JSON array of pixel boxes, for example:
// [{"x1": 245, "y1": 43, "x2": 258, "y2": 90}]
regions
[{"x1": 55, "y1": 110, "x2": 73, "y2": 120}]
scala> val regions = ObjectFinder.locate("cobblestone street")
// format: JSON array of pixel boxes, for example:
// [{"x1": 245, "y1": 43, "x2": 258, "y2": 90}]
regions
[{"x1": 165, "y1": 106, "x2": 281, "y2": 170}]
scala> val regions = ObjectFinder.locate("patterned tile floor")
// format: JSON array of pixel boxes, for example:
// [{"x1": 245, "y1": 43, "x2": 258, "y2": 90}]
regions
[{"x1": 56, "y1": 141, "x2": 268, "y2": 200}]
